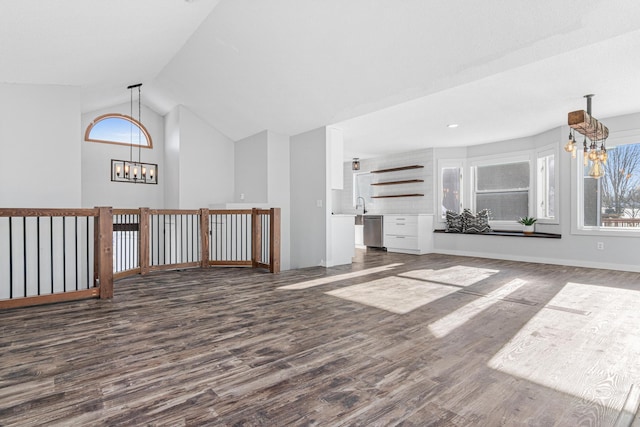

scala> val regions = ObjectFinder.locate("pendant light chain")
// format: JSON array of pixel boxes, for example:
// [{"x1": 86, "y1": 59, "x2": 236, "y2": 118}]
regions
[
  {"x1": 130, "y1": 85, "x2": 133, "y2": 166},
  {"x1": 138, "y1": 85, "x2": 142, "y2": 164}
]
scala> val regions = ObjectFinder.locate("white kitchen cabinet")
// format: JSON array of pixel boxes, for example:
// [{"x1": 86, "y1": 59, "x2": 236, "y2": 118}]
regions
[
  {"x1": 355, "y1": 224, "x2": 364, "y2": 246},
  {"x1": 383, "y1": 214, "x2": 433, "y2": 255},
  {"x1": 328, "y1": 214, "x2": 355, "y2": 266}
]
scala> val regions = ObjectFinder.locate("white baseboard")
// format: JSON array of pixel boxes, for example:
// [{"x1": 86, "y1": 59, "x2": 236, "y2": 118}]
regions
[{"x1": 432, "y1": 249, "x2": 640, "y2": 273}]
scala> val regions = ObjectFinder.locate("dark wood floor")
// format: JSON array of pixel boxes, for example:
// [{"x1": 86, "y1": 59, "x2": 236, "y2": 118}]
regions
[{"x1": 1, "y1": 250, "x2": 640, "y2": 426}]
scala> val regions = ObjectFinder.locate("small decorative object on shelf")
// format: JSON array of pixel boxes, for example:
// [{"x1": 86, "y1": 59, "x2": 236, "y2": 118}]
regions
[{"x1": 518, "y1": 216, "x2": 537, "y2": 234}]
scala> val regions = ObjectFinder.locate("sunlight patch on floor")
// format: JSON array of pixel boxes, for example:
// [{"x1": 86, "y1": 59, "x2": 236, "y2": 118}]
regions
[
  {"x1": 488, "y1": 282, "x2": 640, "y2": 411},
  {"x1": 325, "y1": 276, "x2": 458, "y2": 314},
  {"x1": 428, "y1": 278, "x2": 527, "y2": 338},
  {"x1": 399, "y1": 265, "x2": 499, "y2": 287},
  {"x1": 277, "y1": 263, "x2": 404, "y2": 290}
]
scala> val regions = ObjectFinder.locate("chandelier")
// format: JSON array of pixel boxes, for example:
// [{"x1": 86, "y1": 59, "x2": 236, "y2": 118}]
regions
[
  {"x1": 110, "y1": 83, "x2": 158, "y2": 184},
  {"x1": 564, "y1": 94, "x2": 609, "y2": 179}
]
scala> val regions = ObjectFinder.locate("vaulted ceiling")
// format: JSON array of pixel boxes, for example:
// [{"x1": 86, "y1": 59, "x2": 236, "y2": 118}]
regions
[{"x1": 3, "y1": 0, "x2": 640, "y2": 159}]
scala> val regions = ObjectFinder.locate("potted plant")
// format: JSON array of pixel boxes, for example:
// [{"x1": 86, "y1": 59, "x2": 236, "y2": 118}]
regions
[{"x1": 518, "y1": 216, "x2": 537, "y2": 234}]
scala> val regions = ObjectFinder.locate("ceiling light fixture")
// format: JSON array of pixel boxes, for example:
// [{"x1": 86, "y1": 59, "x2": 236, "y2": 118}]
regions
[
  {"x1": 352, "y1": 158, "x2": 360, "y2": 171},
  {"x1": 447, "y1": 123, "x2": 459, "y2": 128},
  {"x1": 111, "y1": 83, "x2": 158, "y2": 184},
  {"x1": 564, "y1": 94, "x2": 609, "y2": 179}
]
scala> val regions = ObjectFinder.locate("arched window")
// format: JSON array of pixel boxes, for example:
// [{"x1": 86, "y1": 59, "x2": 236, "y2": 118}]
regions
[{"x1": 85, "y1": 113, "x2": 152, "y2": 148}]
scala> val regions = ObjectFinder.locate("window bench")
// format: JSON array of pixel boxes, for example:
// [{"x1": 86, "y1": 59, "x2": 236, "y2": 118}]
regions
[{"x1": 433, "y1": 229, "x2": 561, "y2": 239}]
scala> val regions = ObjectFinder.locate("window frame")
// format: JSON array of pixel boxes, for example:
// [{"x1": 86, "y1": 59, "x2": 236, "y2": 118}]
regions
[
  {"x1": 469, "y1": 151, "x2": 533, "y2": 227},
  {"x1": 535, "y1": 144, "x2": 559, "y2": 224},
  {"x1": 352, "y1": 171, "x2": 375, "y2": 209},
  {"x1": 84, "y1": 113, "x2": 153, "y2": 149},
  {"x1": 572, "y1": 128, "x2": 640, "y2": 236},
  {"x1": 437, "y1": 159, "x2": 464, "y2": 223}
]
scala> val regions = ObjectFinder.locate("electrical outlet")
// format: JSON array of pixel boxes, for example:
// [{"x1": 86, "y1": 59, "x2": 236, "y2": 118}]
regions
[
  {"x1": 316, "y1": 199, "x2": 323, "y2": 207},
  {"x1": 240, "y1": 193, "x2": 245, "y2": 200},
  {"x1": 597, "y1": 242, "x2": 604, "y2": 250}
]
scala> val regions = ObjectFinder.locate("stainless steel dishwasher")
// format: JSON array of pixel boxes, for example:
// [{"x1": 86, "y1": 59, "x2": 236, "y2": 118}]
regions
[{"x1": 363, "y1": 215, "x2": 384, "y2": 248}]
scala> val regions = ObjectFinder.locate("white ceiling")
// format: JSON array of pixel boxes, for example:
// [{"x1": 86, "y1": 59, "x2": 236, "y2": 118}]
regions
[
  {"x1": 3, "y1": 1, "x2": 640, "y2": 160},
  {"x1": 0, "y1": 0, "x2": 221, "y2": 110}
]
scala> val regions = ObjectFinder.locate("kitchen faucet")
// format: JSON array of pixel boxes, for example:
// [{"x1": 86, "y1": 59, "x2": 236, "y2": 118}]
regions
[{"x1": 356, "y1": 197, "x2": 367, "y2": 214}]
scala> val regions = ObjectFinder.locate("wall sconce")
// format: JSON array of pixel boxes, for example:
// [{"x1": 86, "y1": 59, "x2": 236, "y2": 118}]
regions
[
  {"x1": 111, "y1": 159, "x2": 158, "y2": 184},
  {"x1": 352, "y1": 158, "x2": 360, "y2": 171}
]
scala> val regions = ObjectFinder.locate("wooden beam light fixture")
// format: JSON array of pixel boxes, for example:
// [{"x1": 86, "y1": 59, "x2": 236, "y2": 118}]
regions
[{"x1": 564, "y1": 94, "x2": 609, "y2": 179}]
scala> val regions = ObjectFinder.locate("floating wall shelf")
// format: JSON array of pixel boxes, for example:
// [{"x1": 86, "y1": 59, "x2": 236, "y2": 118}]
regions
[
  {"x1": 371, "y1": 179, "x2": 424, "y2": 186},
  {"x1": 369, "y1": 164, "x2": 425, "y2": 199},
  {"x1": 372, "y1": 193, "x2": 424, "y2": 198},
  {"x1": 370, "y1": 165, "x2": 424, "y2": 174}
]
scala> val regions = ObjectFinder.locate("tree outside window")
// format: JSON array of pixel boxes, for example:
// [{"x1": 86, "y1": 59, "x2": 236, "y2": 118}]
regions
[
  {"x1": 601, "y1": 144, "x2": 640, "y2": 221},
  {"x1": 584, "y1": 143, "x2": 640, "y2": 228}
]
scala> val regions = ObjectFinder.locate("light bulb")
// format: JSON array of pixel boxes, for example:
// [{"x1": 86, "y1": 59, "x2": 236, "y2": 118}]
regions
[
  {"x1": 565, "y1": 131, "x2": 574, "y2": 151},
  {"x1": 133, "y1": 167, "x2": 138, "y2": 178},
  {"x1": 150, "y1": 168, "x2": 154, "y2": 178},
  {"x1": 564, "y1": 140, "x2": 575, "y2": 153},
  {"x1": 589, "y1": 160, "x2": 603, "y2": 179},
  {"x1": 571, "y1": 145, "x2": 577, "y2": 159},
  {"x1": 142, "y1": 167, "x2": 146, "y2": 177},
  {"x1": 116, "y1": 165, "x2": 121, "y2": 176},
  {"x1": 124, "y1": 164, "x2": 130, "y2": 176}
]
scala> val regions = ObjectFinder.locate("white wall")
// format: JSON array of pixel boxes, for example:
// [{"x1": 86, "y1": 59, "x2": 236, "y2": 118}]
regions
[
  {"x1": 164, "y1": 107, "x2": 181, "y2": 209},
  {"x1": 0, "y1": 83, "x2": 81, "y2": 207},
  {"x1": 81, "y1": 102, "x2": 165, "y2": 208},
  {"x1": 267, "y1": 131, "x2": 291, "y2": 271},
  {"x1": 178, "y1": 106, "x2": 234, "y2": 208},
  {"x1": 164, "y1": 105, "x2": 235, "y2": 209},
  {"x1": 235, "y1": 131, "x2": 268, "y2": 203},
  {"x1": 290, "y1": 127, "x2": 328, "y2": 269}
]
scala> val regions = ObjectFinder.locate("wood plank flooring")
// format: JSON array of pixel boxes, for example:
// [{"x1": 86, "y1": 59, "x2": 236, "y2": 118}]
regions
[{"x1": 1, "y1": 250, "x2": 640, "y2": 426}]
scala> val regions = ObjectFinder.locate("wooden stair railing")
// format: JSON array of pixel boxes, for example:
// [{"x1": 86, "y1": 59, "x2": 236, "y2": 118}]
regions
[{"x1": 0, "y1": 206, "x2": 281, "y2": 309}]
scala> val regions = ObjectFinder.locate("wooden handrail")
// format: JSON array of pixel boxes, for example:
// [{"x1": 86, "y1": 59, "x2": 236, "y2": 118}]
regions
[
  {"x1": 0, "y1": 206, "x2": 281, "y2": 310},
  {"x1": 0, "y1": 208, "x2": 98, "y2": 217},
  {"x1": 149, "y1": 209, "x2": 201, "y2": 215},
  {"x1": 200, "y1": 208, "x2": 210, "y2": 269},
  {"x1": 0, "y1": 207, "x2": 111, "y2": 309},
  {"x1": 269, "y1": 208, "x2": 281, "y2": 273},
  {"x1": 209, "y1": 209, "x2": 253, "y2": 215},
  {"x1": 139, "y1": 207, "x2": 150, "y2": 275},
  {"x1": 252, "y1": 208, "x2": 262, "y2": 269},
  {"x1": 97, "y1": 207, "x2": 113, "y2": 299}
]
